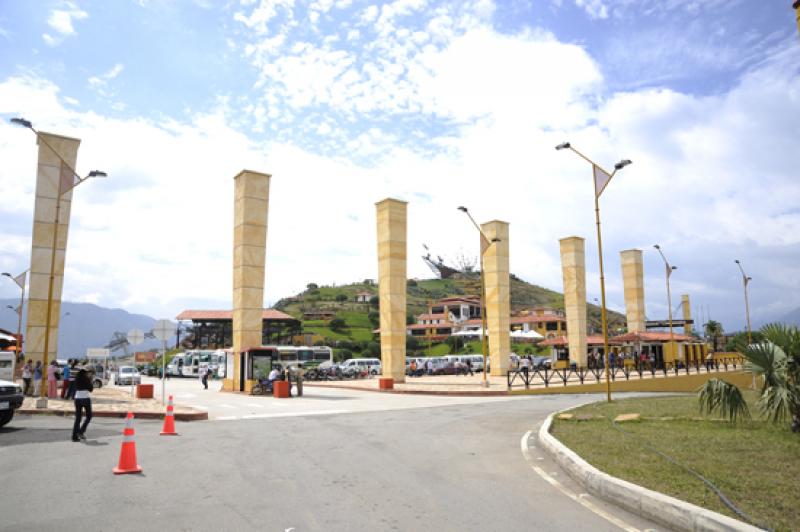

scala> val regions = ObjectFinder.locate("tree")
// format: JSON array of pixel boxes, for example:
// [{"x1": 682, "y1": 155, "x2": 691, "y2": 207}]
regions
[
  {"x1": 335, "y1": 293, "x2": 348, "y2": 302},
  {"x1": 406, "y1": 335, "x2": 419, "y2": 351},
  {"x1": 698, "y1": 323, "x2": 800, "y2": 433},
  {"x1": 368, "y1": 311, "x2": 380, "y2": 328},
  {"x1": 369, "y1": 295, "x2": 380, "y2": 308},
  {"x1": 329, "y1": 318, "x2": 346, "y2": 332},
  {"x1": 705, "y1": 320, "x2": 724, "y2": 351},
  {"x1": 724, "y1": 330, "x2": 765, "y2": 351},
  {"x1": 306, "y1": 283, "x2": 319, "y2": 290}
]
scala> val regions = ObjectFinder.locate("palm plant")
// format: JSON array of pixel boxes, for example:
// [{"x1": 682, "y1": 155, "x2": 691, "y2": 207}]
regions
[
  {"x1": 699, "y1": 323, "x2": 800, "y2": 432},
  {"x1": 698, "y1": 378, "x2": 750, "y2": 423},
  {"x1": 704, "y1": 320, "x2": 724, "y2": 351}
]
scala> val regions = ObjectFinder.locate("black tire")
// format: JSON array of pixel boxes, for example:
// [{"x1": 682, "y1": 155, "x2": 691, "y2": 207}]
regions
[{"x1": 0, "y1": 409, "x2": 14, "y2": 428}]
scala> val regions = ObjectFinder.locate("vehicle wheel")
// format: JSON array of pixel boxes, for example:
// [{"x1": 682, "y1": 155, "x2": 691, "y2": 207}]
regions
[
  {"x1": 0, "y1": 409, "x2": 13, "y2": 428},
  {"x1": 94, "y1": 379, "x2": 103, "y2": 389}
]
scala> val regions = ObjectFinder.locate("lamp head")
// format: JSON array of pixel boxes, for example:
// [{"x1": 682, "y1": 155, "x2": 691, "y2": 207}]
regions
[
  {"x1": 10, "y1": 117, "x2": 33, "y2": 129},
  {"x1": 1, "y1": 272, "x2": 11, "y2": 277},
  {"x1": 746, "y1": 276, "x2": 752, "y2": 282},
  {"x1": 614, "y1": 159, "x2": 632, "y2": 170},
  {"x1": 653, "y1": 244, "x2": 661, "y2": 250},
  {"x1": 457, "y1": 206, "x2": 468, "y2": 213},
  {"x1": 88, "y1": 170, "x2": 107, "y2": 178},
  {"x1": 671, "y1": 266, "x2": 677, "y2": 271},
  {"x1": 555, "y1": 142, "x2": 571, "y2": 151},
  {"x1": 735, "y1": 259, "x2": 740, "y2": 264}
]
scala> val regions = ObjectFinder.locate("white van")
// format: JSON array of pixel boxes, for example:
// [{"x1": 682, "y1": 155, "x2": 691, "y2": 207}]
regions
[
  {"x1": 340, "y1": 358, "x2": 381, "y2": 375},
  {"x1": 0, "y1": 351, "x2": 15, "y2": 382}
]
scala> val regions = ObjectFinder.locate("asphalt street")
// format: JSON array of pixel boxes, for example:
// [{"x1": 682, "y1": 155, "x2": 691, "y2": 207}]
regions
[{"x1": 0, "y1": 393, "x2": 662, "y2": 532}]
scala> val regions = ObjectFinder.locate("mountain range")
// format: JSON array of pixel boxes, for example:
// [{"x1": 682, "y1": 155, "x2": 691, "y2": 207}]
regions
[{"x1": 0, "y1": 299, "x2": 165, "y2": 358}]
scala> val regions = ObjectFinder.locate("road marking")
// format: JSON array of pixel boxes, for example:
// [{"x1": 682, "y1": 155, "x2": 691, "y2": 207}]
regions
[
  {"x1": 244, "y1": 403, "x2": 266, "y2": 408},
  {"x1": 217, "y1": 404, "x2": 235, "y2": 409},
  {"x1": 217, "y1": 415, "x2": 237, "y2": 421},
  {"x1": 176, "y1": 393, "x2": 196, "y2": 398},
  {"x1": 520, "y1": 430, "x2": 640, "y2": 532}
]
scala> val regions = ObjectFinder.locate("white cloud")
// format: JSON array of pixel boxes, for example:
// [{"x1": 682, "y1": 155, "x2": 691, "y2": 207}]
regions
[
  {"x1": 574, "y1": 0, "x2": 608, "y2": 19},
  {"x1": 43, "y1": 1, "x2": 88, "y2": 46}
]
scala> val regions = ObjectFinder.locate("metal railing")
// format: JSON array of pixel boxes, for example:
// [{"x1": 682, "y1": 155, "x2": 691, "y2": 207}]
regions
[{"x1": 507, "y1": 356, "x2": 745, "y2": 390}]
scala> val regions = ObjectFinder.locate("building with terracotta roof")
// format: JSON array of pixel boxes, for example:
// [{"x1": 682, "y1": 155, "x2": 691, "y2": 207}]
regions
[{"x1": 175, "y1": 309, "x2": 300, "y2": 349}]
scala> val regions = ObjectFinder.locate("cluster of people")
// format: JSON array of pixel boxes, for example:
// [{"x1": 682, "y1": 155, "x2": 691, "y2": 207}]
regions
[{"x1": 19, "y1": 358, "x2": 84, "y2": 399}]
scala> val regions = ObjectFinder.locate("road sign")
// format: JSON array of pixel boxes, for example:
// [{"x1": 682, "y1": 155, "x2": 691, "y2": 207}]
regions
[
  {"x1": 134, "y1": 351, "x2": 156, "y2": 363},
  {"x1": 153, "y1": 319, "x2": 175, "y2": 342},
  {"x1": 127, "y1": 328, "x2": 145, "y2": 346},
  {"x1": 86, "y1": 348, "x2": 110, "y2": 359}
]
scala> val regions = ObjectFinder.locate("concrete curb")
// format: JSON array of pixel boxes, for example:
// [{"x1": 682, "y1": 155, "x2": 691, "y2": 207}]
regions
[
  {"x1": 17, "y1": 408, "x2": 208, "y2": 422},
  {"x1": 538, "y1": 412, "x2": 761, "y2": 532}
]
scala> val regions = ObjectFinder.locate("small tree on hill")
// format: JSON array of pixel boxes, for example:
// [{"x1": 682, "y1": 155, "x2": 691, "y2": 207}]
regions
[
  {"x1": 335, "y1": 293, "x2": 348, "y2": 302},
  {"x1": 329, "y1": 318, "x2": 346, "y2": 332}
]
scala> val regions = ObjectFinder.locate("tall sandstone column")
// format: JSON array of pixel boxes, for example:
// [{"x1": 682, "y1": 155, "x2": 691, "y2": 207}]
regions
[
  {"x1": 559, "y1": 237, "x2": 587, "y2": 367},
  {"x1": 620, "y1": 249, "x2": 646, "y2": 333},
  {"x1": 376, "y1": 199, "x2": 407, "y2": 383},
  {"x1": 230, "y1": 170, "x2": 270, "y2": 392},
  {"x1": 681, "y1": 294, "x2": 692, "y2": 335},
  {"x1": 482, "y1": 220, "x2": 510, "y2": 376},
  {"x1": 25, "y1": 133, "x2": 81, "y2": 366}
]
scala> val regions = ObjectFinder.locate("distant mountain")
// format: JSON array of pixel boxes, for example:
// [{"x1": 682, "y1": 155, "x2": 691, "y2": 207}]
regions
[{"x1": 0, "y1": 300, "x2": 165, "y2": 358}]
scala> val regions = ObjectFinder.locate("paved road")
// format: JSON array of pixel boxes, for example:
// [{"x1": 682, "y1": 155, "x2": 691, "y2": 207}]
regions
[{"x1": 0, "y1": 393, "x2": 662, "y2": 532}]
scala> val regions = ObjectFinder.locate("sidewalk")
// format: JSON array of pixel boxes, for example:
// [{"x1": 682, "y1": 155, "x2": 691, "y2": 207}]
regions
[
  {"x1": 17, "y1": 385, "x2": 207, "y2": 421},
  {"x1": 305, "y1": 374, "x2": 509, "y2": 395}
]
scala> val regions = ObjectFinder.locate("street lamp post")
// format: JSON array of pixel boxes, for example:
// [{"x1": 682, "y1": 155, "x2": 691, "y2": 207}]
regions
[
  {"x1": 2, "y1": 270, "x2": 27, "y2": 368},
  {"x1": 654, "y1": 244, "x2": 678, "y2": 363},
  {"x1": 556, "y1": 142, "x2": 631, "y2": 403},
  {"x1": 457, "y1": 206, "x2": 500, "y2": 389},
  {"x1": 734, "y1": 260, "x2": 753, "y2": 346},
  {"x1": 11, "y1": 117, "x2": 106, "y2": 407}
]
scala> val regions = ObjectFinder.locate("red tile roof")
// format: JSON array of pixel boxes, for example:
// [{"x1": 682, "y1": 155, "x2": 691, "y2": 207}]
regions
[
  {"x1": 613, "y1": 331, "x2": 696, "y2": 343},
  {"x1": 176, "y1": 309, "x2": 296, "y2": 321},
  {"x1": 417, "y1": 313, "x2": 448, "y2": 320}
]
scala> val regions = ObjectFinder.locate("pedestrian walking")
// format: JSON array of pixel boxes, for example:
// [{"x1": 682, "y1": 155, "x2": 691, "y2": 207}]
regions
[
  {"x1": 60, "y1": 360, "x2": 71, "y2": 398},
  {"x1": 465, "y1": 358, "x2": 474, "y2": 376},
  {"x1": 65, "y1": 359, "x2": 79, "y2": 399},
  {"x1": 46, "y1": 360, "x2": 59, "y2": 398},
  {"x1": 33, "y1": 360, "x2": 43, "y2": 396},
  {"x1": 72, "y1": 367, "x2": 93, "y2": 442},
  {"x1": 21, "y1": 359, "x2": 32, "y2": 396},
  {"x1": 201, "y1": 366, "x2": 211, "y2": 389}
]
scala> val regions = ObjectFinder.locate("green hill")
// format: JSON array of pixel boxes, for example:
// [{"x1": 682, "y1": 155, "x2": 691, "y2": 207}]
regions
[{"x1": 274, "y1": 276, "x2": 626, "y2": 359}]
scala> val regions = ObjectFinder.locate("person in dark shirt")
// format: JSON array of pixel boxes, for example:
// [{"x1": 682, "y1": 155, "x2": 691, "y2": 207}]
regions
[{"x1": 72, "y1": 368, "x2": 94, "y2": 442}]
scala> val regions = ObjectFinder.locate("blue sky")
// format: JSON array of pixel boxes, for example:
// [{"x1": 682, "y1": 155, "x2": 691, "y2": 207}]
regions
[{"x1": 0, "y1": 0, "x2": 799, "y2": 333}]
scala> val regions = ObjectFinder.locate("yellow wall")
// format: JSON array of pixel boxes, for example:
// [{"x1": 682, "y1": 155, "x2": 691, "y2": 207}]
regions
[{"x1": 509, "y1": 370, "x2": 757, "y2": 395}]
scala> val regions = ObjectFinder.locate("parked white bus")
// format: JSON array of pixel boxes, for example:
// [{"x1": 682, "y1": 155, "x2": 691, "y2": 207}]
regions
[
  {"x1": 180, "y1": 350, "x2": 219, "y2": 377},
  {"x1": 274, "y1": 346, "x2": 333, "y2": 368},
  {"x1": 166, "y1": 354, "x2": 186, "y2": 377}
]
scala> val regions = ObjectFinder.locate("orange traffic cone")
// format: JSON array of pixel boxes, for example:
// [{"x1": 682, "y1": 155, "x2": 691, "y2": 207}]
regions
[
  {"x1": 113, "y1": 412, "x2": 143, "y2": 475},
  {"x1": 160, "y1": 395, "x2": 178, "y2": 436}
]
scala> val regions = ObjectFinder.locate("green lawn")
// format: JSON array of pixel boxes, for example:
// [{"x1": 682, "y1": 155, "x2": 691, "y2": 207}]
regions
[{"x1": 551, "y1": 394, "x2": 800, "y2": 531}]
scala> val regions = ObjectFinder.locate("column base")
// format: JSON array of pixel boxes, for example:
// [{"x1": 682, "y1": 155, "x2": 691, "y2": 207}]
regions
[{"x1": 35, "y1": 397, "x2": 48, "y2": 409}]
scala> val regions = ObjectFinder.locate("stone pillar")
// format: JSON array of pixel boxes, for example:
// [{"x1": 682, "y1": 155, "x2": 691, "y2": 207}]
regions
[
  {"x1": 482, "y1": 220, "x2": 510, "y2": 376},
  {"x1": 559, "y1": 237, "x2": 587, "y2": 367},
  {"x1": 25, "y1": 132, "x2": 81, "y2": 367},
  {"x1": 620, "y1": 249, "x2": 646, "y2": 333},
  {"x1": 230, "y1": 170, "x2": 270, "y2": 392},
  {"x1": 682, "y1": 294, "x2": 692, "y2": 335},
  {"x1": 376, "y1": 198, "x2": 407, "y2": 383}
]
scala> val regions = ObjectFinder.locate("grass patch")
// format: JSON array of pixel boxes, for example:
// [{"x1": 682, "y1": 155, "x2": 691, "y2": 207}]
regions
[{"x1": 550, "y1": 393, "x2": 800, "y2": 531}]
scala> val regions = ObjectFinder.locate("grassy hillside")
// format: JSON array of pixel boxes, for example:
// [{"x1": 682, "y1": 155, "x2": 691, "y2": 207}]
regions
[{"x1": 273, "y1": 276, "x2": 625, "y2": 359}]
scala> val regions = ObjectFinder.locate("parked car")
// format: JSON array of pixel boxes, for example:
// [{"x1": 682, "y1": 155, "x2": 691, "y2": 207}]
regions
[
  {"x1": 531, "y1": 355, "x2": 552, "y2": 370},
  {"x1": 114, "y1": 366, "x2": 141, "y2": 386},
  {"x1": 0, "y1": 378, "x2": 24, "y2": 427}
]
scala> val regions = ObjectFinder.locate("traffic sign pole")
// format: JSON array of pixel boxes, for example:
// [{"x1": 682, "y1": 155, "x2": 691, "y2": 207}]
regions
[
  {"x1": 126, "y1": 329, "x2": 145, "y2": 398},
  {"x1": 152, "y1": 320, "x2": 176, "y2": 406}
]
